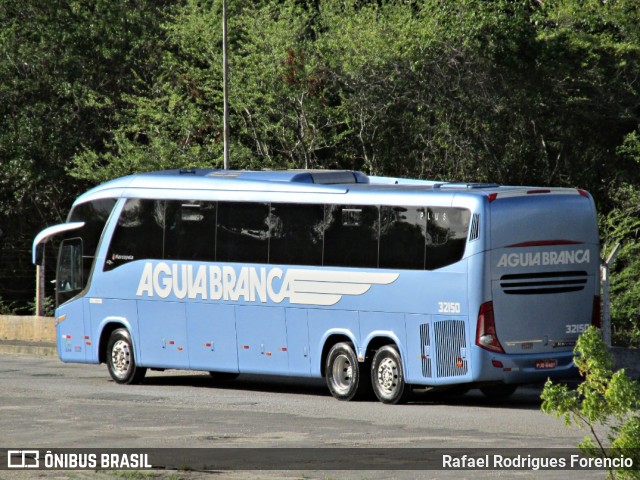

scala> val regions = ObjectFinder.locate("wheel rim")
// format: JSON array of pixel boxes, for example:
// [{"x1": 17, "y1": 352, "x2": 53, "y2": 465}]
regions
[
  {"x1": 111, "y1": 339, "x2": 132, "y2": 378},
  {"x1": 331, "y1": 353, "x2": 353, "y2": 394},
  {"x1": 377, "y1": 357, "x2": 399, "y2": 395}
]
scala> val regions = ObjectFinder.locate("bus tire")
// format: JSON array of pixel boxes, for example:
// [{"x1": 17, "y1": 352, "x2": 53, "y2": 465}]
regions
[
  {"x1": 325, "y1": 342, "x2": 370, "y2": 401},
  {"x1": 106, "y1": 328, "x2": 146, "y2": 385},
  {"x1": 371, "y1": 345, "x2": 409, "y2": 404},
  {"x1": 480, "y1": 384, "x2": 517, "y2": 399}
]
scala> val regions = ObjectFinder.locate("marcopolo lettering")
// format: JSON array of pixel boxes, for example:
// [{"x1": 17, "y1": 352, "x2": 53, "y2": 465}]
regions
[
  {"x1": 496, "y1": 249, "x2": 590, "y2": 268},
  {"x1": 136, "y1": 261, "x2": 399, "y2": 307}
]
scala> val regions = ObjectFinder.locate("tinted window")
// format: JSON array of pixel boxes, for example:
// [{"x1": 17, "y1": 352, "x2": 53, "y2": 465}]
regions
[
  {"x1": 217, "y1": 202, "x2": 269, "y2": 263},
  {"x1": 67, "y1": 198, "x2": 117, "y2": 284},
  {"x1": 270, "y1": 203, "x2": 324, "y2": 266},
  {"x1": 379, "y1": 206, "x2": 427, "y2": 269},
  {"x1": 425, "y1": 207, "x2": 470, "y2": 270},
  {"x1": 323, "y1": 204, "x2": 379, "y2": 268},
  {"x1": 68, "y1": 198, "x2": 117, "y2": 255},
  {"x1": 105, "y1": 199, "x2": 165, "y2": 271},
  {"x1": 165, "y1": 201, "x2": 216, "y2": 261}
]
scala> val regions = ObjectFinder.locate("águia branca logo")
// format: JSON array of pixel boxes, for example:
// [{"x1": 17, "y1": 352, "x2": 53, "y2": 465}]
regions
[{"x1": 136, "y1": 262, "x2": 399, "y2": 306}]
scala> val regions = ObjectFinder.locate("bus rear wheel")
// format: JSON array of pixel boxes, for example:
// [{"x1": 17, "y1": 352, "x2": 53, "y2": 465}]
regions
[
  {"x1": 106, "y1": 328, "x2": 146, "y2": 385},
  {"x1": 371, "y1": 345, "x2": 409, "y2": 404},
  {"x1": 325, "y1": 342, "x2": 370, "y2": 401}
]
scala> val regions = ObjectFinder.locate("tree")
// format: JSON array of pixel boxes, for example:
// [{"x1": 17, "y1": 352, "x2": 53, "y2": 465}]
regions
[
  {"x1": 3, "y1": 0, "x2": 640, "y2": 323},
  {"x1": 0, "y1": 0, "x2": 171, "y2": 309},
  {"x1": 541, "y1": 327, "x2": 640, "y2": 479}
]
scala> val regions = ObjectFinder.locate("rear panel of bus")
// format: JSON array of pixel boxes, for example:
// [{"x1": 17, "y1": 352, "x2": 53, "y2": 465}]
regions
[{"x1": 475, "y1": 189, "x2": 600, "y2": 384}]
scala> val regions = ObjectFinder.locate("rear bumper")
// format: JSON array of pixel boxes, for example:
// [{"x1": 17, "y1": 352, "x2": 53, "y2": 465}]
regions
[{"x1": 475, "y1": 348, "x2": 579, "y2": 385}]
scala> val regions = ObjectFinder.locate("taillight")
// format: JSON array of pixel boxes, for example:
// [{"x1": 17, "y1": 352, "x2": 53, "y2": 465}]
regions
[
  {"x1": 476, "y1": 301, "x2": 505, "y2": 354},
  {"x1": 592, "y1": 296, "x2": 601, "y2": 328}
]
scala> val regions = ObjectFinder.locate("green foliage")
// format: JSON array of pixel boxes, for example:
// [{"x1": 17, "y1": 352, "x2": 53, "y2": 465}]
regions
[
  {"x1": 541, "y1": 327, "x2": 640, "y2": 478},
  {"x1": 2, "y1": 0, "x2": 640, "y2": 322},
  {"x1": 0, "y1": 296, "x2": 19, "y2": 315},
  {"x1": 0, "y1": 0, "x2": 172, "y2": 305},
  {"x1": 601, "y1": 183, "x2": 640, "y2": 346},
  {"x1": 71, "y1": 0, "x2": 226, "y2": 181}
]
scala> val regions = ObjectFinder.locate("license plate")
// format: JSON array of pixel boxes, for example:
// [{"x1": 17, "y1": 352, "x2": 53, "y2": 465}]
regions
[{"x1": 535, "y1": 359, "x2": 557, "y2": 369}]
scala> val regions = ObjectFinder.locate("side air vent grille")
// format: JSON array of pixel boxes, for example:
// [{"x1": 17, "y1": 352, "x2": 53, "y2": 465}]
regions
[
  {"x1": 419, "y1": 323, "x2": 432, "y2": 378},
  {"x1": 500, "y1": 271, "x2": 588, "y2": 295},
  {"x1": 434, "y1": 320, "x2": 468, "y2": 378},
  {"x1": 469, "y1": 214, "x2": 480, "y2": 241}
]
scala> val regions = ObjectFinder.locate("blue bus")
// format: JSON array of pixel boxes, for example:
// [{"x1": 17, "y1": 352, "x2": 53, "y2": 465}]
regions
[{"x1": 33, "y1": 169, "x2": 600, "y2": 404}]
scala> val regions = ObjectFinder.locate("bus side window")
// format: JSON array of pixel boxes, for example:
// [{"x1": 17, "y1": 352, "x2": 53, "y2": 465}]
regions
[
  {"x1": 216, "y1": 202, "x2": 269, "y2": 263},
  {"x1": 323, "y1": 204, "x2": 379, "y2": 268},
  {"x1": 379, "y1": 206, "x2": 427, "y2": 270},
  {"x1": 104, "y1": 199, "x2": 165, "y2": 271},
  {"x1": 425, "y1": 207, "x2": 471, "y2": 270},
  {"x1": 270, "y1": 203, "x2": 324, "y2": 266},
  {"x1": 164, "y1": 201, "x2": 216, "y2": 262}
]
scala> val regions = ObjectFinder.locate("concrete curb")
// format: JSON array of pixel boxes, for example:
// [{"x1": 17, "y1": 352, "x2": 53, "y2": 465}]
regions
[{"x1": 0, "y1": 340, "x2": 57, "y2": 356}]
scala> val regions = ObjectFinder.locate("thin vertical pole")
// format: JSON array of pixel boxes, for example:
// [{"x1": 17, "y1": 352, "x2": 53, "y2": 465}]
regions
[
  {"x1": 222, "y1": 0, "x2": 230, "y2": 170},
  {"x1": 602, "y1": 243, "x2": 621, "y2": 347},
  {"x1": 36, "y1": 253, "x2": 45, "y2": 317}
]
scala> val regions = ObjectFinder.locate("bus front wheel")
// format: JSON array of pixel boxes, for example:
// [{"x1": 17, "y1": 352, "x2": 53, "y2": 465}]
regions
[
  {"x1": 325, "y1": 342, "x2": 370, "y2": 401},
  {"x1": 371, "y1": 345, "x2": 409, "y2": 404},
  {"x1": 106, "y1": 328, "x2": 146, "y2": 385}
]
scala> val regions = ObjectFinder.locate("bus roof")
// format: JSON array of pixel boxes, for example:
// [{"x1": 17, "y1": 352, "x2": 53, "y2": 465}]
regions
[{"x1": 74, "y1": 169, "x2": 589, "y2": 205}]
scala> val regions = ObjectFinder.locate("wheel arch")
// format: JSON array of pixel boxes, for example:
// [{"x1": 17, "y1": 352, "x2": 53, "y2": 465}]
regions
[
  {"x1": 363, "y1": 333, "x2": 405, "y2": 367},
  {"x1": 98, "y1": 319, "x2": 133, "y2": 364},
  {"x1": 319, "y1": 331, "x2": 357, "y2": 378}
]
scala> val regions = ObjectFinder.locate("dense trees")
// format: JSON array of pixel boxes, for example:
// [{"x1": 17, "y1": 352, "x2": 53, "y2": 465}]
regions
[
  {"x1": 0, "y1": 0, "x2": 173, "y2": 309},
  {"x1": 1, "y1": 0, "x2": 639, "y2": 342}
]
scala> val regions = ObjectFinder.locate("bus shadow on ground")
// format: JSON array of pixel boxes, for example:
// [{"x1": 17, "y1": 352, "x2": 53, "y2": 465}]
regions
[
  {"x1": 137, "y1": 371, "x2": 558, "y2": 410},
  {"x1": 140, "y1": 371, "x2": 331, "y2": 397}
]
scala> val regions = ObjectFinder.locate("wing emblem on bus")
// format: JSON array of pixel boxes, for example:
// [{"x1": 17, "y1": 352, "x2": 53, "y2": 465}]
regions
[
  {"x1": 136, "y1": 262, "x2": 399, "y2": 306},
  {"x1": 286, "y1": 269, "x2": 399, "y2": 306}
]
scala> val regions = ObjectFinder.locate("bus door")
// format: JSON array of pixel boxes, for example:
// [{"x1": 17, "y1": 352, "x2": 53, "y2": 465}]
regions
[
  {"x1": 236, "y1": 306, "x2": 288, "y2": 374},
  {"x1": 55, "y1": 238, "x2": 91, "y2": 362},
  {"x1": 285, "y1": 308, "x2": 311, "y2": 376},
  {"x1": 187, "y1": 303, "x2": 239, "y2": 373},
  {"x1": 137, "y1": 300, "x2": 189, "y2": 369}
]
